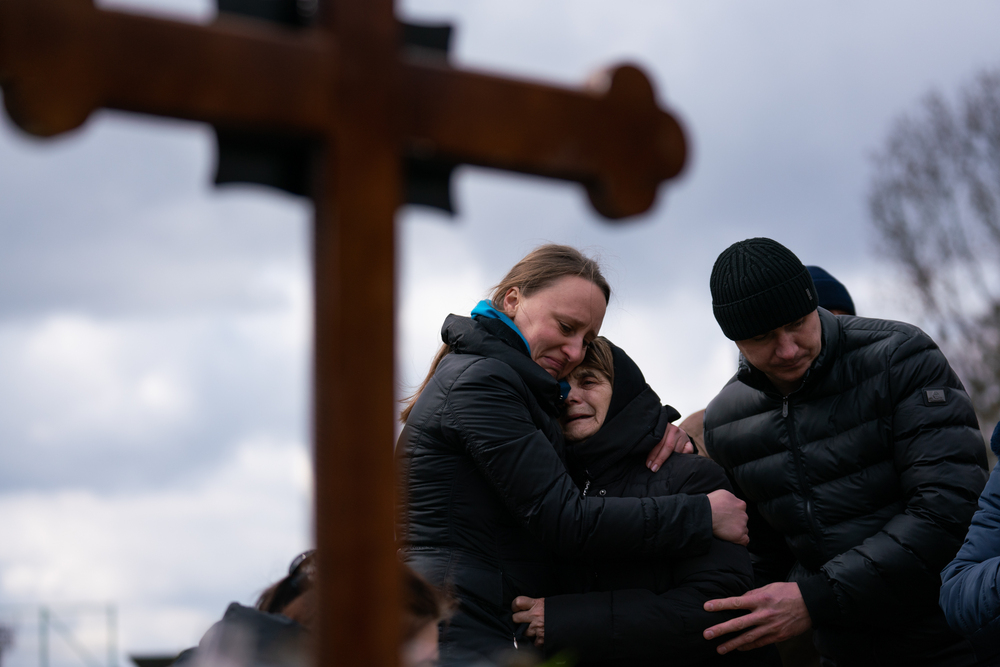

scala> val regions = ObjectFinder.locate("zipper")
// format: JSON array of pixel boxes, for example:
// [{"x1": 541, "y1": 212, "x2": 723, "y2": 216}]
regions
[
  {"x1": 784, "y1": 396, "x2": 822, "y2": 545},
  {"x1": 582, "y1": 479, "x2": 591, "y2": 497}
]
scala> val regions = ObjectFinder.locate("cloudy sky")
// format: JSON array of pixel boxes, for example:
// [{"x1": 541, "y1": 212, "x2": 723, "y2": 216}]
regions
[{"x1": 2, "y1": 0, "x2": 1000, "y2": 663}]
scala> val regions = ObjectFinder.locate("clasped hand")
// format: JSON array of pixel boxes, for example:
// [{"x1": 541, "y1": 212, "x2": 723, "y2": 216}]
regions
[{"x1": 511, "y1": 596, "x2": 545, "y2": 647}]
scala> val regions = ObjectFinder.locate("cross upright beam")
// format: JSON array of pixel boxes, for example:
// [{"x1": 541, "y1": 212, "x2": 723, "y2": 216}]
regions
[
  {"x1": 312, "y1": 2, "x2": 402, "y2": 666},
  {"x1": 0, "y1": 0, "x2": 689, "y2": 665}
]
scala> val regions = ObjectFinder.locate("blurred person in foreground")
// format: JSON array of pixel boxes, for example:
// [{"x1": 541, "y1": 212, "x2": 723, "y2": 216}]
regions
[
  {"x1": 701, "y1": 237, "x2": 988, "y2": 665},
  {"x1": 940, "y1": 421, "x2": 1000, "y2": 664},
  {"x1": 173, "y1": 551, "x2": 451, "y2": 667},
  {"x1": 510, "y1": 338, "x2": 778, "y2": 666}
]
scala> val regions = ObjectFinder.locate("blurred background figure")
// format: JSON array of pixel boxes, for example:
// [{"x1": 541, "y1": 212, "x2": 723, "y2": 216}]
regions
[{"x1": 805, "y1": 266, "x2": 855, "y2": 317}]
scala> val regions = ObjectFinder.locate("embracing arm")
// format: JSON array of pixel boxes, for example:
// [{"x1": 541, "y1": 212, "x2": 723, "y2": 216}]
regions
[
  {"x1": 443, "y1": 359, "x2": 714, "y2": 559},
  {"x1": 801, "y1": 338, "x2": 988, "y2": 627}
]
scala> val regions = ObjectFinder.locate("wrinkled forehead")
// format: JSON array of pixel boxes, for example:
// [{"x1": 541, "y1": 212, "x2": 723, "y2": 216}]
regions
[{"x1": 568, "y1": 365, "x2": 611, "y2": 385}]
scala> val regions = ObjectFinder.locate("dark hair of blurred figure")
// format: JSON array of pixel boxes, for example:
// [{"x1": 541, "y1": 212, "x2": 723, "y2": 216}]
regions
[
  {"x1": 257, "y1": 550, "x2": 318, "y2": 628},
  {"x1": 256, "y1": 550, "x2": 453, "y2": 666}
]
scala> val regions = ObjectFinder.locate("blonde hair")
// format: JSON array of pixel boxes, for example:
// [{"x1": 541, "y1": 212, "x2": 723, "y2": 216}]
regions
[{"x1": 400, "y1": 245, "x2": 611, "y2": 422}]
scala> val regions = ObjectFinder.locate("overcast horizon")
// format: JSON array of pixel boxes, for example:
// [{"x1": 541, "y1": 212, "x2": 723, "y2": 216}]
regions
[{"x1": 3, "y1": 0, "x2": 1000, "y2": 663}]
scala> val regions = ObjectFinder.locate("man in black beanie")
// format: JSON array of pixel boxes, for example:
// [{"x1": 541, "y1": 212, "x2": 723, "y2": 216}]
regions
[{"x1": 700, "y1": 238, "x2": 989, "y2": 666}]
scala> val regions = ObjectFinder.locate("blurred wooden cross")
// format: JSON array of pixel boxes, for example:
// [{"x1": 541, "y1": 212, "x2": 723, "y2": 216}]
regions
[{"x1": 0, "y1": 0, "x2": 687, "y2": 664}]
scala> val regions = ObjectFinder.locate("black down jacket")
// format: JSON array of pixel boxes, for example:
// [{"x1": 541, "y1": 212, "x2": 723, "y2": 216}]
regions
[
  {"x1": 397, "y1": 315, "x2": 713, "y2": 665},
  {"x1": 705, "y1": 308, "x2": 989, "y2": 665},
  {"x1": 545, "y1": 344, "x2": 778, "y2": 667}
]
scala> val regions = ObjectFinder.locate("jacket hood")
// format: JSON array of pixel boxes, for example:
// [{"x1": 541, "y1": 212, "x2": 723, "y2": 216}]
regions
[
  {"x1": 737, "y1": 307, "x2": 842, "y2": 396},
  {"x1": 605, "y1": 342, "x2": 648, "y2": 423},
  {"x1": 442, "y1": 314, "x2": 564, "y2": 414}
]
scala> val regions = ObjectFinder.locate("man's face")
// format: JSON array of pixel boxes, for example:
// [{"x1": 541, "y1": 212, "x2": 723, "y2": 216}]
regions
[{"x1": 735, "y1": 310, "x2": 822, "y2": 395}]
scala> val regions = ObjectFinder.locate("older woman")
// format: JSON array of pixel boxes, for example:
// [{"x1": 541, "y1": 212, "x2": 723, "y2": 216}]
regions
[
  {"x1": 513, "y1": 338, "x2": 778, "y2": 666},
  {"x1": 397, "y1": 245, "x2": 748, "y2": 665}
]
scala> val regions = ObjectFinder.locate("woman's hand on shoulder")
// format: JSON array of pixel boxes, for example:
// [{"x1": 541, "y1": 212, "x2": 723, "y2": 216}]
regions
[{"x1": 646, "y1": 423, "x2": 695, "y2": 472}]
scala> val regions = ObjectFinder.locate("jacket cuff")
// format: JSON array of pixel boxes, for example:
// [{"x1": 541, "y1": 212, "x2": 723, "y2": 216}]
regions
[
  {"x1": 691, "y1": 494, "x2": 714, "y2": 555},
  {"x1": 798, "y1": 573, "x2": 841, "y2": 626},
  {"x1": 544, "y1": 592, "x2": 614, "y2": 660}
]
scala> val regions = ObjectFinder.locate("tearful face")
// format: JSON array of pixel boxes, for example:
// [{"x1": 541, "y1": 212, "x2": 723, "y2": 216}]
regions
[
  {"x1": 561, "y1": 367, "x2": 613, "y2": 442},
  {"x1": 503, "y1": 276, "x2": 607, "y2": 379}
]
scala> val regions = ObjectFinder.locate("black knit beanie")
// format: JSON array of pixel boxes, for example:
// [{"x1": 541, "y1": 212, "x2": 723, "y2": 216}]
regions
[{"x1": 710, "y1": 238, "x2": 818, "y2": 341}]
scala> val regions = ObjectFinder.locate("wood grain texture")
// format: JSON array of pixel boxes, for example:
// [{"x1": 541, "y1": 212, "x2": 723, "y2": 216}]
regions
[
  {"x1": 312, "y1": 1, "x2": 401, "y2": 667},
  {"x1": 400, "y1": 60, "x2": 686, "y2": 218},
  {"x1": 0, "y1": 0, "x2": 335, "y2": 135}
]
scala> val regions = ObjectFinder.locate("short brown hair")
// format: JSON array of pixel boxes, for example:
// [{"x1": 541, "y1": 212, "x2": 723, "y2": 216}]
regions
[{"x1": 573, "y1": 336, "x2": 614, "y2": 386}]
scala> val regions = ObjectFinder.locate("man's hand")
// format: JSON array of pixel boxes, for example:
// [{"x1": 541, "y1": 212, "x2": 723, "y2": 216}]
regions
[
  {"x1": 511, "y1": 596, "x2": 545, "y2": 647},
  {"x1": 707, "y1": 489, "x2": 749, "y2": 545},
  {"x1": 703, "y1": 582, "x2": 811, "y2": 653},
  {"x1": 646, "y1": 424, "x2": 694, "y2": 472}
]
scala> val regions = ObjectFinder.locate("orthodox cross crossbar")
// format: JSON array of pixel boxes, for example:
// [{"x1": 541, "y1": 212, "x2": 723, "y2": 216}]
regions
[{"x1": 0, "y1": 0, "x2": 688, "y2": 665}]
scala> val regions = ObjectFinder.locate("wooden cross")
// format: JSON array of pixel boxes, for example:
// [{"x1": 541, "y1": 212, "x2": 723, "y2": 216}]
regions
[{"x1": 0, "y1": 1, "x2": 687, "y2": 665}]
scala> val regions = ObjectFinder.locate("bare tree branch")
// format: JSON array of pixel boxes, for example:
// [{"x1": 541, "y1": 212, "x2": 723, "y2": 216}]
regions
[{"x1": 869, "y1": 68, "x2": 1000, "y2": 423}]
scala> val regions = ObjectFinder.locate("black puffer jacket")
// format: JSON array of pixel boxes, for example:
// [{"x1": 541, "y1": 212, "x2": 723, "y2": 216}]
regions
[
  {"x1": 397, "y1": 315, "x2": 713, "y2": 664},
  {"x1": 705, "y1": 308, "x2": 989, "y2": 664},
  {"x1": 545, "y1": 344, "x2": 777, "y2": 667}
]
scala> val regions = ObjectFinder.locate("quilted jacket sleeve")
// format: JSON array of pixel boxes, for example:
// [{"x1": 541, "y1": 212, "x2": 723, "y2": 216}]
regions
[
  {"x1": 705, "y1": 406, "x2": 796, "y2": 588},
  {"x1": 443, "y1": 358, "x2": 713, "y2": 560},
  {"x1": 802, "y1": 333, "x2": 988, "y2": 626},
  {"x1": 940, "y1": 461, "x2": 1000, "y2": 640}
]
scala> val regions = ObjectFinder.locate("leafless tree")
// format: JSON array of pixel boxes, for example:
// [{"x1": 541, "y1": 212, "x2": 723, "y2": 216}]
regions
[{"x1": 869, "y1": 68, "x2": 1000, "y2": 424}]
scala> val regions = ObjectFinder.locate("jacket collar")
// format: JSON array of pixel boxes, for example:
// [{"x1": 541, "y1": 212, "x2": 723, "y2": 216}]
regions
[
  {"x1": 567, "y1": 385, "x2": 678, "y2": 484},
  {"x1": 737, "y1": 307, "x2": 842, "y2": 396},
  {"x1": 442, "y1": 314, "x2": 564, "y2": 414}
]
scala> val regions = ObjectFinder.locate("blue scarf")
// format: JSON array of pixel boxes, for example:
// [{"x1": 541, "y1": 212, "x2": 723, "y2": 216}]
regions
[{"x1": 471, "y1": 299, "x2": 570, "y2": 400}]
